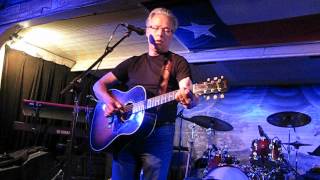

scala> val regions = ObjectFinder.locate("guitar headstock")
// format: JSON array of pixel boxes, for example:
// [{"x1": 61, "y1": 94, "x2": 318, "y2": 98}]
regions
[{"x1": 193, "y1": 76, "x2": 228, "y2": 100}]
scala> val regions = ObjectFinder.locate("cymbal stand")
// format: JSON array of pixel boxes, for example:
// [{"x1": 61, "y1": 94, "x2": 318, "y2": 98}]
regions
[
  {"x1": 184, "y1": 123, "x2": 196, "y2": 179},
  {"x1": 286, "y1": 127, "x2": 300, "y2": 178},
  {"x1": 294, "y1": 144, "x2": 299, "y2": 175},
  {"x1": 287, "y1": 127, "x2": 296, "y2": 160},
  {"x1": 292, "y1": 127, "x2": 299, "y2": 176},
  {"x1": 205, "y1": 128, "x2": 217, "y2": 159},
  {"x1": 287, "y1": 128, "x2": 291, "y2": 161}
]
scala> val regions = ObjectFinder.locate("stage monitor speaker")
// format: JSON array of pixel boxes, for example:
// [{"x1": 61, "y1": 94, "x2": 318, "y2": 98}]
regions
[{"x1": 0, "y1": 148, "x2": 55, "y2": 180}]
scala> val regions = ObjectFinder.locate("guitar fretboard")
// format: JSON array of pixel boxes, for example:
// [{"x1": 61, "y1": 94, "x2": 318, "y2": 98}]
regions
[
  {"x1": 129, "y1": 77, "x2": 226, "y2": 113},
  {"x1": 132, "y1": 90, "x2": 178, "y2": 113}
]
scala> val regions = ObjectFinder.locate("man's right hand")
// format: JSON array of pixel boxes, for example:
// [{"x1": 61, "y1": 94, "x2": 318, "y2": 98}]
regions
[
  {"x1": 92, "y1": 72, "x2": 123, "y2": 117},
  {"x1": 103, "y1": 95, "x2": 123, "y2": 117}
]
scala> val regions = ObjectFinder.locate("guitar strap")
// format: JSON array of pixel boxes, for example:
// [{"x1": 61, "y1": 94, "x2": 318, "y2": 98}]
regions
[{"x1": 158, "y1": 54, "x2": 173, "y2": 95}]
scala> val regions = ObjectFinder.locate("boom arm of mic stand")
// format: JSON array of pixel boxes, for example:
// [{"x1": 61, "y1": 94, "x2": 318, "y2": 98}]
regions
[{"x1": 60, "y1": 31, "x2": 132, "y2": 95}]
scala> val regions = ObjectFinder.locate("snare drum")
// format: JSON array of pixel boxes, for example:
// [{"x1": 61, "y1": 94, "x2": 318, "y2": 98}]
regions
[{"x1": 203, "y1": 166, "x2": 249, "y2": 180}]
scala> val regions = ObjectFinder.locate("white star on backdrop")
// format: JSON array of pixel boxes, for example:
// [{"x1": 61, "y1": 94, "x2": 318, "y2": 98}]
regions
[{"x1": 179, "y1": 22, "x2": 216, "y2": 39}]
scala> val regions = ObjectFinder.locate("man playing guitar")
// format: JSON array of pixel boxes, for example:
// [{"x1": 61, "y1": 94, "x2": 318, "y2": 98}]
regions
[{"x1": 93, "y1": 7, "x2": 197, "y2": 180}]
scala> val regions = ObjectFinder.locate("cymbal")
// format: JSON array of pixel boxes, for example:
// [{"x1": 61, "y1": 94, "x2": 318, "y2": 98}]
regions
[
  {"x1": 180, "y1": 115, "x2": 233, "y2": 131},
  {"x1": 282, "y1": 141, "x2": 312, "y2": 149},
  {"x1": 267, "y1": 111, "x2": 311, "y2": 128},
  {"x1": 308, "y1": 145, "x2": 320, "y2": 156}
]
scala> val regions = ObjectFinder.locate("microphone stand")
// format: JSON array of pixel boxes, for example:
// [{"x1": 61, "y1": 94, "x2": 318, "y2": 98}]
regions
[{"x1": 59, "y1": 30, "x2": 133, "y2": 180}]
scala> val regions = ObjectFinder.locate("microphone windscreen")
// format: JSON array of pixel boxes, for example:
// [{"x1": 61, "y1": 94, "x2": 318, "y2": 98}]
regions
[{"x1": 149, "y1": 34, "x2": 156, "y2": 45}]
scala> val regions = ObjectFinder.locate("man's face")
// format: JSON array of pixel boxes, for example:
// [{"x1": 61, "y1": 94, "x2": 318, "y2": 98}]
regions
[{"x1": 146, "y1": 14, "x2": 174, "y2": 54}]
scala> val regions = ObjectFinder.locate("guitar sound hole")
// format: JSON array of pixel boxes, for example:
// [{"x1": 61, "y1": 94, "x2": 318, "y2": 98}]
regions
[{"x1": 118, "y1": 103, "x2": 133, "y2": 122}]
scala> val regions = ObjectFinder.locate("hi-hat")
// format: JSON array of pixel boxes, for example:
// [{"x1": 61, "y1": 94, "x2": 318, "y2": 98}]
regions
[
  {"x1": 308, "y1": 145, "x2": 320, "y2": 156},
  {"x1": 282, "y1": 141, "x2": 312, "y2": 149},
  {"x1": 267, "y1": 111, "x2": 311, "y2": 128},
  {"x1": 178, "y1": 115, "x2": 233, "y2": 131}
]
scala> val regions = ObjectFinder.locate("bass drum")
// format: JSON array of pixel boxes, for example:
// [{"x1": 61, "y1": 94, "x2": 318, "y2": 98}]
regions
[{"x1": 203, "y1": 166, "x2": 249, "y2": 180}]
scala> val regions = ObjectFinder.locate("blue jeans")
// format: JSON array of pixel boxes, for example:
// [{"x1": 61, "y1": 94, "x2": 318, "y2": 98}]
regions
[{"x1": 112, "y1": 124, "x2": 175, "y2": 180}]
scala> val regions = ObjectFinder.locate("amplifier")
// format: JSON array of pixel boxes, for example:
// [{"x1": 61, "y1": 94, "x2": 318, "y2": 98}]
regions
[{"x1": 0, "y1": 147, "x2": 55, "y2": 180}]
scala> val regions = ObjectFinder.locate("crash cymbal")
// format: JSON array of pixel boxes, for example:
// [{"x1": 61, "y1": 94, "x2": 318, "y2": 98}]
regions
[
  {"x1": 180, "y1": 115, "x2": 233, "y2": 131},
  {"x1": 308, "y1": 145, "x2": 320, "y2": 156},
  {"x1": 267, "y1": 111, "x2": 311, "y2": 128},
  {"x1": 282, "y1": 141, "x2": 312, "y2": 149}
]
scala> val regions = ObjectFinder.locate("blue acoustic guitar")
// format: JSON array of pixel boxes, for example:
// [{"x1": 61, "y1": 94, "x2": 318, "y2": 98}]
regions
[{"x1": 90, "y1": 76, "x2": 227, "y2": 152}]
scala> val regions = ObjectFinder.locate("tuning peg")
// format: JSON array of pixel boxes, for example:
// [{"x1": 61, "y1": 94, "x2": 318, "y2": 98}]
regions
[
  {"x1": 206, "y1": 96, "x2": 211, "y2": 100},
  {"x1": 220, "y1": 94, "x2": 225, "y2": 99},
  {"x1": 213, "y1": 95, "x2": 218, "y2": 99},
  {"x1": 213, "y1": 77, "x2": 218, "y2": 81},
  {"x1": 207, "y1": 78, "x2": 211, "y2": 81},
  {"x1": 220, "y1": 75, "x2": 224, "y2": 79}
]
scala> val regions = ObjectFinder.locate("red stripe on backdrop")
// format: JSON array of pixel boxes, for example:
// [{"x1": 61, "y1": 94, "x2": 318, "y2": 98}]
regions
[{"x1": 229, "y1": 13, "x2": 320, "y2": 45}]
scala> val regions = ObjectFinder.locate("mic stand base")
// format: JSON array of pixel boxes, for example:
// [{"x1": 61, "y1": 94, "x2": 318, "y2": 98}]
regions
[{"x1": 51, "y1": 169, "x2": 64, "y2": 180}]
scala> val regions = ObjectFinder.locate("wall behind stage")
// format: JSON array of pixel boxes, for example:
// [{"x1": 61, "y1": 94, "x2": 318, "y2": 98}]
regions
[{"x1": 174, "y1": 85, "x2": 320, "y2": 173}]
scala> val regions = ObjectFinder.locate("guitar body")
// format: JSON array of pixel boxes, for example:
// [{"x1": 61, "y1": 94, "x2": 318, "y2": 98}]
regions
[
  {"x1": 90, "y1": 86, "x2": 157, "y2": 152},
  {"x1": 89, "y1": 76, "x2": 228, "y2": 152}
]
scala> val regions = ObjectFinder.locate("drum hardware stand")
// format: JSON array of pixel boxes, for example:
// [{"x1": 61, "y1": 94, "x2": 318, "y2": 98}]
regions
[
  {"x1": 205, "y1": 128, "x2": 218, "y2": 163},
  {"x1": 176, "y1": 109, "x2": 187, "y2": 178},
  {"x1": 284, "y1": 127, "x2": 303, "y2": 179},
  {"x1": 287, "y1": 127, "x2": 294, "y2": 161},
  {"x1": 206, "y1": 128, "x2": 216, "y2": 148},
  {"x1": 184, "y1": 123, "x2": 196, "y2": 179},
  {"x1": 202, "y1": 128, "x2": 218, "y2": 177},
  {"x1": 282, "y1": 156, "x2": 299, "y2": 178},
  {"x1": 292, "y1": 141, "x2": 302, "y2": 179},
  {"x1": 287, "y1": 127, "x2": 298, "y2": 172},
  {"x1": 266, "y1": 111, "x2": 311, "y2": 179},
  {"x1": 177, "y1": 109, "x2": 184, "y2": 153}
]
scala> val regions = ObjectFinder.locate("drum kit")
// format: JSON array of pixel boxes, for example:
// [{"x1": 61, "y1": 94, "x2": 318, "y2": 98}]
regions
[{"x1": 178, "y1": 111, "x2": 313, "y2": 180}]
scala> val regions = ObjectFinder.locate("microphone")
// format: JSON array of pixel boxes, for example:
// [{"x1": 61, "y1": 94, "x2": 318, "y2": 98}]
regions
[
  {"x1": 149, "y1": 34, "x2": 161, "y2": 53},
  {"x1": 258, "y1": 125, "x2": 270, "y2": 140},
  {"x1": 149, "y1": 34, "x2": 169, "y2": 56},
  {"x1": 148, "y1": 34, "x2": 157, "y2": 47},
  {"x1": 121, "y1": 23, "x2": 145, "y2": 35}
]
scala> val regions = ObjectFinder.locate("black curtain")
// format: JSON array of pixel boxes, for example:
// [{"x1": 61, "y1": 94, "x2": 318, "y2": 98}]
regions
[{"x1": 0, "y1": 46, "x2": 97, "y2": 153}]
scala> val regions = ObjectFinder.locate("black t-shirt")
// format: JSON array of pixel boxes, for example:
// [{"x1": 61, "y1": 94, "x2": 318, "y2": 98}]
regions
[{"x1": 112, "y1": 52, "x2": 191, "y2": 123}]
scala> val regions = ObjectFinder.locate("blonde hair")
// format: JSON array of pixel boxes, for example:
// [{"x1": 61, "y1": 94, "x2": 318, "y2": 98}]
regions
[{"x1": 146, "y1": 7, "x2": 178, "y2": 32}]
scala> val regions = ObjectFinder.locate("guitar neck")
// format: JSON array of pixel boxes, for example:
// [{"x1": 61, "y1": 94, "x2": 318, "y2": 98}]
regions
[
  {"x1": 132, "y1": 90, "x2": 179, "y2": 113},
  {"x1": 131, "y1": 77, "x2": 227, "y2": 113}
]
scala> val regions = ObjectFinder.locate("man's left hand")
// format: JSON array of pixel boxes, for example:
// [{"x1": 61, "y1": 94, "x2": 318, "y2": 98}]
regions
[{"x1": 175, "y1": 88, "x2": 198, "y2": 109}]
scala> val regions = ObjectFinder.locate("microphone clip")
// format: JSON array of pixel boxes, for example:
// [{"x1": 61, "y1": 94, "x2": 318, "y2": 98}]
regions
[{"x1": 121, "y1": 23, "x2": 145, "y2": 36}]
